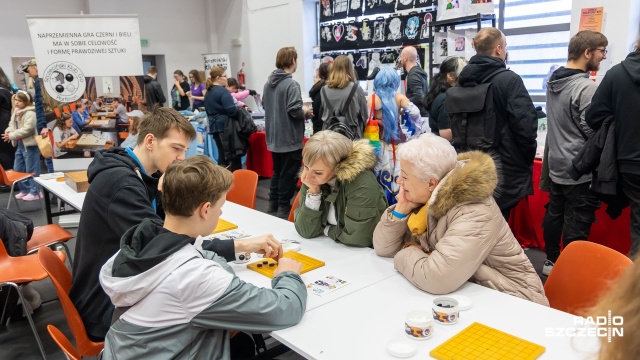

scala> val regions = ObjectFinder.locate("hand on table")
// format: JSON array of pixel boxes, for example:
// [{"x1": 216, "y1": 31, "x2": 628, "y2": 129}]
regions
[
  {"x1": 300, "y1": 168, "x2": 320, "y2": 196},
  {"x1": 394, "y1": 184, "x2": 422, "y2": 216},
  {"x1": 235, "y1": 234, "x2": 283, "y2": 261},
  {"x1": 273, "y1": 257, "x2": 303, "y2": 277}
]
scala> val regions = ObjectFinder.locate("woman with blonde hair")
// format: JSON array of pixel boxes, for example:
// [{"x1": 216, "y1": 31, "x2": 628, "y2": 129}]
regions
[
  {"x1": 320, "y1": 55, "x2": 368, "y2": 139},
  {"x1": 294, "y1": 130, "x2": 387, "y2": 247}
]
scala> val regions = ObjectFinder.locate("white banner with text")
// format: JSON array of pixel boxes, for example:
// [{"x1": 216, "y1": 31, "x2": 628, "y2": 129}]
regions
[{"x1": 203, "y1": 53, "x2": 231, "y2": 75}]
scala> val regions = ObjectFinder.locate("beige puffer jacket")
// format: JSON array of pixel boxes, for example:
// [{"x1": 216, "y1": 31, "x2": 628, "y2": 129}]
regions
[
  {"x1": 6, "y1": 106, "x2": 37, "y2": 147},
  {"x1": 373, "y1": 151, "x2": 549, "y2": 306}
]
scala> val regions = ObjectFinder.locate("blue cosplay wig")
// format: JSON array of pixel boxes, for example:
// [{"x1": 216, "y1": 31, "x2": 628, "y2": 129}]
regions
[{"x1": 373, "y1": 66, "x2": 400, "y2": 143}]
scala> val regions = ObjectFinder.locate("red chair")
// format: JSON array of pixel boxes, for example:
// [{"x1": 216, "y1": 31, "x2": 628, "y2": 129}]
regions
[
  {"x1": 47, "y1": 325, "x2": 81, "y2": 360},
  {"x1": 27, "y1": 225, "x2": 74, "y2": 267},
  {"x1": 288, "y1": 191, "x2": 301, "y2": 222},
  {"x1": 0, "y1": 164, "x2": 34, "y2": 210},
  {"x1": 544, "y1": 241, "x2": 633, "y2": 315},
  {"x1": 38, "y1": 247, "x2": 104, "y2": 357},
  {"x1": 227, "y1": 169, "x2": 259, "y2": 209}
]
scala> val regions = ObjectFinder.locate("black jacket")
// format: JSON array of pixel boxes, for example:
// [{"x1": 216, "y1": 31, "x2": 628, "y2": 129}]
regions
[
  {"x1": 144, "y1": 75, "x2": 166, "y2": 108},
  {"x1": 222, "y1": 107, "x2": 257, "y2": 160},
  {"x1": 457, "y1": 54, "x2": 538, "y2": 210},
  {"x1": 406, "y1": 65, "x2": 429, "y2": 117},
  {"x1": 309, "y1": 81, "x2": 325, "y2": 134},
  {"x1": 427, "y1": 92, "x2": 450, "y2": 135},
  {"x1": 69, "y1": 148, "x2": 235, "y2": 340},
  {"x1": 586, "y1": 51, "x2": 640, "y2": 175}
]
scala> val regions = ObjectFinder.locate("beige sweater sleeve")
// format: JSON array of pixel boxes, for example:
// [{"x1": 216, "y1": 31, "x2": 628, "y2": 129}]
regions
[{"x1": 373, "y1": 206, "x2": 412, "y2": 257}]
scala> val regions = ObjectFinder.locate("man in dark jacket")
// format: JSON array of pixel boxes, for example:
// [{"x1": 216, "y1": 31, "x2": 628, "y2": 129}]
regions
[
  {"x1": 401, "y1": 46, "x2": 429, "y2": 118},
  {"x1": 263, "y1": 47, "x2": 312, "y2": 219},
  {"x1": 144, "y1": 65, "x2": 166, "y2": 108},
  {"x1": 586, "y1": 39, "x2": 640, "y2": 255},
  {"x1": 457, "y1": 28, "x2": 538, "y2": 219}
]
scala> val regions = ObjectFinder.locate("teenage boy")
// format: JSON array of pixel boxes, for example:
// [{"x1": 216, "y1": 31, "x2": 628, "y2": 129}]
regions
[
  {"x1": 99, "y1": 155, "x2": 306, "y2": 359},
  {"x1": 71, "y1": 107, "x2": 283, "y2": 341}
]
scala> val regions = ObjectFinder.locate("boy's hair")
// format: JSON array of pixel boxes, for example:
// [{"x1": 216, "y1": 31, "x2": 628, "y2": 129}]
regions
[
  {"x1": 226, "y1": 77, "x2": 239, "y2": 88},
  {"x1": 162, "y1": 155, "x2": 233, "y2": 217},
  {"x1": 136, "y1": 107, "x2": 196, "y2": 146},
  {"x1": 568, "y1": 30, "x2": 608, "y2": 61},
  {"x1": 275, "y1": 47, "x2": 297, "y2": 70},
  {"x1": 147, "y1": 65, "x2": 158, "y2": 75},
  {"x1": 473, "y1": 28, "x2": 504, "y2": 55}
]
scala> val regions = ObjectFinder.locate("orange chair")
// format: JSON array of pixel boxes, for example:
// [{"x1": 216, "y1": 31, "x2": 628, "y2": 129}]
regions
[
  {"x1": 47, "y1": 325, "x2": 81, "y2": 360},
  {"x1": 0, "y1": 163, "x2": 34, "y2": 210},
  {"x1": 0, "y1": 241, "x2": 66, "y2": 360},
  {"x1": 38, "y1": 247, "x2": 104, "y2": 357},
  {"x1": 227, "y1": 169, "x2": 259, "y2": 209},
  {"x1": 288, "y1": 191, "x2": 301, "y2": 222},
  {"x1": 27, "y1": 225, "x2": 74, "y2": 267},
  {"x1": 544, "y1": 241, "x2": 633, "y2": 315}
]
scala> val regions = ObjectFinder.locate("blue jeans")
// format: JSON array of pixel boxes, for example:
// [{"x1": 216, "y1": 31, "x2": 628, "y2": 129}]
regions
[{"x1": 14, "y1": 141, "x2": 41, "y2": 195}]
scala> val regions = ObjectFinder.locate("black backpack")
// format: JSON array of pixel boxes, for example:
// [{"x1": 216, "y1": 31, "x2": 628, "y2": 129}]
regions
[
  {"x1": 0, "y1": 208, "x2": 34, "y2": 257},
  {"x1": 445, "y1": 69, "x2": 508, "y2": 152},
  {"x1": 321, "y1": 84, "x2": 360, "y2": 140}
]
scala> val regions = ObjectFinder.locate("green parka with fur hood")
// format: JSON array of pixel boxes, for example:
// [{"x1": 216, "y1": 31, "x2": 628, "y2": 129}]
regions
[{"x1": 294, "y1": 140, "x2": 388, "y2": 247}]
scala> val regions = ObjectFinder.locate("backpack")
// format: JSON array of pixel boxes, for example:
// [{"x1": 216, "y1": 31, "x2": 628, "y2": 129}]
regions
[
  {"x1": 444, "y1": 69, "x2": 508, "y2": 152},
  {"x1": 0, "y1": 208, "x2": 34, "y2": 257},
  {"x1": 321, "y1": 84, "x2": 360, "y2": 140}
]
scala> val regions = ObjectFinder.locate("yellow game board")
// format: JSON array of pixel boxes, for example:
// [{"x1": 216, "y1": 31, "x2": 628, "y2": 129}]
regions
[
  {"x1": 247, "y1": 251, "x2": 325, "y2": 278},
  {"x1": 212, "y1": 219, "x2": 238, "y2": 234},
  {"x1": 430, "y1": 322, "x2": 545, "y2": 360}
]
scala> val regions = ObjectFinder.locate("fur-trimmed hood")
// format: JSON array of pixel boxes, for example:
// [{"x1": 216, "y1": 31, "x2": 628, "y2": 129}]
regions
[
  {"x1": 334, "y1": 139, "x2": 378, "y2": 183},
  {"x1": 429, "y1": 151, "x2": 498, "y2": 219}
]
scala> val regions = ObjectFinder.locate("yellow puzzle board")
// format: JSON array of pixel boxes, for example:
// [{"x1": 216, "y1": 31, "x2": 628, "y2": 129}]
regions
[
  {"x1": 247, "y1": 251, "x2": 325, "y2": 278},
  {"x1": 212, "y1": 219, "x2": 238, "y2": 234},
  {"x1": 430, "y1": 322, "x2": 545, "y2": 360}
]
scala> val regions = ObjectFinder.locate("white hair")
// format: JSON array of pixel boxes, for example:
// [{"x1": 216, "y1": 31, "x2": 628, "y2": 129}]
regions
[{"x1": 397, "y1": 133, "x2": 458, "y2": 181}]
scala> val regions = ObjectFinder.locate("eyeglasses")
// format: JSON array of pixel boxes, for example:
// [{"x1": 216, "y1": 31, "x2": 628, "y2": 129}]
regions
[{"x1": 595, "y1": 48, "x2": 608, "y2": 55}]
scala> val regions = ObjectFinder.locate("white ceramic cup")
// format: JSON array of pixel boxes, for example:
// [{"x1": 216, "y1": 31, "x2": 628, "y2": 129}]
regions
[{"x1": 404, "y1": 309, "x2": 433, "y2": 340}]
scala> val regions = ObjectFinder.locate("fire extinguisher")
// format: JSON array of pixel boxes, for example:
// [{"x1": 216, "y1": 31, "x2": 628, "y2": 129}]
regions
[{"x1": 237, "y1": 62, "x2": 246, "y2": 88}]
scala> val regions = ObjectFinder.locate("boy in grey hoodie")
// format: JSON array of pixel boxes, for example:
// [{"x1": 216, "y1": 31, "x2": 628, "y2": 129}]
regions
[
  {"x1": 542, "y1": 30, "x2": 608, "y2": 275},
  {"x1": 99, "y1": 155, "x2": 306, "y2": 360}
]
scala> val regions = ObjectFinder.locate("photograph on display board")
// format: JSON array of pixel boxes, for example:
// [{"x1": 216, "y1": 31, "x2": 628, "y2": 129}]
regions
[
  {"x1": 437, "y1": 0, "x2": 465, "y2": 21},
  {"x1": 358, "y1": 19, "x2": 374, "y2": 48},
  {"x1": 434, "y1": 32, "x2": 448, "y2": 64},
  {"x1": 364, "y1": 0, "x2": 396, "y2": 16},
  {"x1": 320, "y1": 0, "x2": 334, "y2": 22},
  {"x1": 469, "y1": 0, "x2": 495, "y2": 15},
  {"x1": 386, "y1": 16, "x2": 404, "y2": 47},
  {"x1": 419, "y1": 11, "x2": 435, "y2": 41},
  {"x1": 397, "y1": 0, "x2": 416, "y2": 11},
  {"x1": 350, "y1": 0, "x2": 364, "y2": 17},
  {"x1": 354, "y1": 51, "x2": 369, "y2": 80},
  {"x1": 464, "y1": 29, "x2": 477, "y2": 60},
  {"x1": 447, "y1": 30, "x2": 466, "y2": 58},
  {"x1": 372, "y1": 18, "x2": 387, "y2": 46},
  {"x1": 402, "y1": 13, "x2": 421, "y2": 46}
]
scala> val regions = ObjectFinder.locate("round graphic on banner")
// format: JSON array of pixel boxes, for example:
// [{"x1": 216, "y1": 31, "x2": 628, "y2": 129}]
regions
[{"x1": 42, "y1": 61, "x2": 86, "y2": 102}]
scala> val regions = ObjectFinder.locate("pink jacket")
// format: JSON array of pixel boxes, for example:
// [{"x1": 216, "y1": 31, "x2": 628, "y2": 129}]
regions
[{"x1": 231, "y1": 90, "x2": 250, "y2": 107}]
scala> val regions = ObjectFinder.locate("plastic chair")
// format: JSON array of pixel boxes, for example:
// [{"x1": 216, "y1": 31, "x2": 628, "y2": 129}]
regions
[
  {"x1": 227, "y1": 169, "x2": 259, "y2": 209},
  {"x1": 288, "y1": 191, "x2": 301, "y2": 222},
  {"x1": 544, "y1": 241, "x2": 633, "y2": 315},
  {"x1": 0, "y1": 164, "x2": 34, "y2": 210},
  {"x1": 27, "y1": 225, "x2": 74, "y2": 267},
  {"x1": 38, "y1": 247, "x2": 104, "y2": 357},
  {"x1": 47, "y1": 325, "x2": 81, "y2": 360},
  {"x1": 0, "y1": 241, "x2": 66, "y2": 360}
]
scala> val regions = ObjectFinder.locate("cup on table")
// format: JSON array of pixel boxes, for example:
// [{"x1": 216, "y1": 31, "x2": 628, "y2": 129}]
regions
[
  {"x1": 432, "y1": 297, "x2": 459, "y2": 325},
  {"x1": 404, "y1": 310, "x2": 433, "y2": 340}
]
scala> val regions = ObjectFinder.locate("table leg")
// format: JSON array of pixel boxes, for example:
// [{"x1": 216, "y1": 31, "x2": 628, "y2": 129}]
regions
[{"x1": 43, "y1": 188, "x2": 53, "y2": 224}]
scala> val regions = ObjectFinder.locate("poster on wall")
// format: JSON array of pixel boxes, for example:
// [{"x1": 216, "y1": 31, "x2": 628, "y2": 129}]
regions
[
  {"x1": 437, "y1": 0, "x2": 465, "y2": 21},
  {"x1": 434, "y1": 32, "x2": 448, "y2": 64},
  {"x1": 397, "y1": 0, "x2": 416, "y2": 11},
  {"x1": 354, "y1": 51, "x2": 369, "y2": 80},
  {"x1": 320, "y1": 0, "x2": 335, "y2": 22},
  {"x1": 468, "y1": 0, "x2": 495, "y2": 16},
  {"x1": 579, "y1": 7, "x2": 604, "y2": 32},
  {"x1": 464, "y1": 29, "x2": 477, "y2": 60},
  {"x1": 26, "y1": 15, "x2": 143, "y2": 102},
  {"x1": 401, "y1": 13, "x2": 422, "y2": 46},
  {"x1": 350, "y1": 0, "x2": 364, "y2": 17},
  {"x1": 203, "y1": 53, "x2": 232, "y2": 75},
  {"x1": 358, "y1": 19, "x2": 374, "y2": 48},
  {"x1": 447, "y1": 30, "x2": 466, "y2": 58},
  {"x1": 415, "y1": 0, "x2": 434, "y2": 6},
  {"x1": 386, "y1": 16, "x2": 405, "y2": 47},
  {"x1": 364, "y1": 0, "x2": 396, "y2": 16}
]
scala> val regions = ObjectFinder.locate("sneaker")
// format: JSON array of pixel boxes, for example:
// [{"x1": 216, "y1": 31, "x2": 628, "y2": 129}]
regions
[
  {"x1": 22, "y1": 193, "x2": 41, "y2": 201},
  {"x1": 15, "y1": 192, "x2": 28, "y2": 200},
  {"x1": 542, "y1": 259, "x2": 555, "y2": 276}
]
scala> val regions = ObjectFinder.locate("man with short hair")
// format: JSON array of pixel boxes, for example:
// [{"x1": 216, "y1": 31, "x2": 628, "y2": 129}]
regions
[
  {"x1": 542, "y1": 30, "x2": 608, "y2": 275},
  {"x1": 111, "y1": 98, "x2": 128, "y2": 124},
  {"x1": 401, "y1": 46, "x2": 429, "y2": 118},
  {"x1": 457, "y1": 28, "x2": 538, "y2": 219},
  {"x1": 144, "y1": 65, "x2": 166, "y2": 108},
  {"x1": 263, "y1": 47, "x2": 312, "y2": 219},
  {"x1": 70, "y1": 107, "x2": 283, "y2": 341}
]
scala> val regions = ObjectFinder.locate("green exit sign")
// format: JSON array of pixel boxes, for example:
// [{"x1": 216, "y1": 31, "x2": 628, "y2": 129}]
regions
[{"x1": 140, "y1": 39, "x2": 149, "y2": 47}]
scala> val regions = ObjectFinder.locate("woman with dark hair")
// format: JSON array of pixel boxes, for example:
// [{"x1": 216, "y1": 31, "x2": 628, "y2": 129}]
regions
[
  {"x1": 188, "y1": 69, "x2": 207, "y2": 110},
  {"x1": 423, "y1": 57, "x2": 467, "y2": 142},
  {"x1": 171, "y1": 70, "x2": 191, "y2": 111},
  {"x1": 0, "y1": 66, "x2": 15, "y2": 171},
  {"x1": 309, "y1": 62, "x2": 331, "y2": 134}
]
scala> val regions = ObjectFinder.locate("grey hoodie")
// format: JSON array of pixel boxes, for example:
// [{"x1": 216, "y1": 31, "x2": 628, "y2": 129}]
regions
[
  {"x1": 262, "y1": 69, "x2": 305, "y2": 152},
  {"x1": 99, "y1": 219, "x2": 307, "y2": 360},
  {"x1": 546, "y1": 68, "x2": 596, "y2": 185}
]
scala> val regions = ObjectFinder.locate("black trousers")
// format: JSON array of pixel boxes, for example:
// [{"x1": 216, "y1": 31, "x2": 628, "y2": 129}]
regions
[
  {"x1": 269, "y1": 149, "x2": 302, "y2": 212},
  {"x1": 542, "y1": 181, "x2": 600, "y2": 263},
  {"x1": 620, "y1": 172, "x2": 640, "y2": 256},
  {"x1": 213, "y1": 132, "x2": 242, "y2": 172}
]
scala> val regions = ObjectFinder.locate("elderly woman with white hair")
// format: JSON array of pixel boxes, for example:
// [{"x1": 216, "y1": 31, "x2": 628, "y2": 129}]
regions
[{"x1": 373, "y1": 133, "x2": 548, "y2": 305}]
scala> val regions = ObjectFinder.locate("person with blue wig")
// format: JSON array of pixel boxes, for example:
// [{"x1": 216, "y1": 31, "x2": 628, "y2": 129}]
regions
[{"x1": 366, "y1": 65, "x2": 423, "y2": 205}]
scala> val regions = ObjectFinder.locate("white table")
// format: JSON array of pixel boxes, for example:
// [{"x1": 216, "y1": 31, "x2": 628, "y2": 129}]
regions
[{"x1": 34, "y1": 177, "x2": 86, "y2": 224}]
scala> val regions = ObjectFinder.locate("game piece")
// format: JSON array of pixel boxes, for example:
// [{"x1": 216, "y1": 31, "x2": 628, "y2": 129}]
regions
[
  {"x1": 269, "y1": 263, "x2": 275, "y2": 267},
  {"x1": 263, "y1": 260, "x2": 268, "y2": 265},
  {"x1": 429, "y1": 322, "x2": 545, "y2": 360},
  {"x1": 247, "y1": 251, "x2": 325, "y2": 278},
  {"x1": 257, "y1": 263, "x2": 262, "y2": 268}
]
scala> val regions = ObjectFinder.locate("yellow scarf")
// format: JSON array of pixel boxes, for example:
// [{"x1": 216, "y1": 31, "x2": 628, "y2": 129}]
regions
[{"x1": 407, "y1": 204, "x2": 428, "y2": 237}]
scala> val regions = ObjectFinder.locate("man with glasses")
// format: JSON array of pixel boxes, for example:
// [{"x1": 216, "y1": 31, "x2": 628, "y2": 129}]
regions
[{"x1": 542, "y1": 30, "x2": 608, "y2": 275}]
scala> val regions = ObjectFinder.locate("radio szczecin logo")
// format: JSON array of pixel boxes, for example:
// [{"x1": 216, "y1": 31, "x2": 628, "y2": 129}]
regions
[{"x1": 42, "y1": 61, "x2": 86, "y2": 102}]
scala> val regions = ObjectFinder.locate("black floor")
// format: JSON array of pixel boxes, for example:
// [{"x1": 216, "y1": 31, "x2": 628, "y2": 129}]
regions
[{"x1": 0, "y1": 178, "x2": 548, "y2": 359}]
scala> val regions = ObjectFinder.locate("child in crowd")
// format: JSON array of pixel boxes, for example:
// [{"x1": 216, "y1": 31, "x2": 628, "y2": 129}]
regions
[
  {"x1": 71, "y1": 100, "x2": 92, "y2": 133},
  {"x1": 226, "y1": 77, "x2": 256, "y2": 109},
  {"x1": 52, "y1": 112, "x2": 79, "y2": 158},
  {"x1": 120, "y1": 110, "x2": 143, "y2": 148},
  {"x1": 1, "y1": 91, "x2": 41, "y2": 201},
  {"x1": 99, "y1": 155, "x2": 307, "y2": 359}
]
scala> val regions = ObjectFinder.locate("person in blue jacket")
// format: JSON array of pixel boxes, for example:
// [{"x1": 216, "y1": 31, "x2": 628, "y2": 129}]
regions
[{"x1": 71, "y1": 100, "x2": 92, "y2": 133}]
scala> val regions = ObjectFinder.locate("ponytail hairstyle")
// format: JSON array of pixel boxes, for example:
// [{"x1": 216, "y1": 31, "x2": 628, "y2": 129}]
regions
[
  {"x1": 15, "y1": 90, "x2": 33, "y2": 106},
  {"x1": 424, "y1": 57, "x2": 467, "y2": 111},
  {"x1": 206, "y1": 66, "x2": 226, "y2": 90},
  {"x1": 373, "y1": 66, "x2": 401, "y2": 143},
  {"x1": 55, "y1": 112, "x2": 72, "y2": 131}
]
